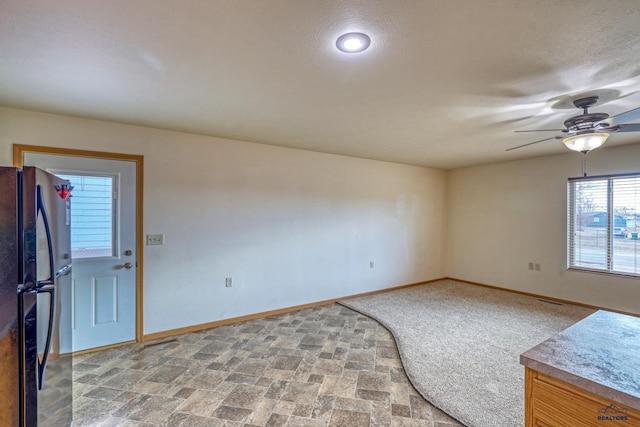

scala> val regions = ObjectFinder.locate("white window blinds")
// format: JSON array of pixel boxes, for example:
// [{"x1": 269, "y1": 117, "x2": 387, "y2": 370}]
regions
[
  {"x1": 568, "y1": 173, "x2": 640, "y2": 277},
  {"x1": 57, "y1": 174, "x2": 115, "y2": 259}
]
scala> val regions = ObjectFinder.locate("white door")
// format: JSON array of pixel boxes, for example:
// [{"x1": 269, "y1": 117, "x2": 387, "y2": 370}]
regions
[{"x1": 24, "y1": 153, "x2": 137, "y2": 353}]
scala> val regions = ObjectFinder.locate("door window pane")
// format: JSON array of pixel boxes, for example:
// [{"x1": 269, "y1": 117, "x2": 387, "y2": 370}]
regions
[{"x1": 56, "y1": 174, "x2": 115, "y2": 259}]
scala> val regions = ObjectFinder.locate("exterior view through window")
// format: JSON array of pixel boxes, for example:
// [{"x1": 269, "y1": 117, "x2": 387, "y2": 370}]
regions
[
  {"x1": 56, "y1": 174, "x2": 115, "y2": 259},
  {"x1": 568, "y1": 173, "x2": 640, "y2": 276}
]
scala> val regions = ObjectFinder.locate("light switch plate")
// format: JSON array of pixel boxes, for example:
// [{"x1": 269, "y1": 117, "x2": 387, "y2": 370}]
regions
[{"x1": 146, "y1": 234, "x2": 164, "y2": 245}]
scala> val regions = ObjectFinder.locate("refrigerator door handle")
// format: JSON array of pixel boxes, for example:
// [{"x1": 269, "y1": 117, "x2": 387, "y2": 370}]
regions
[
  {"x1": 36, "y1": 185, "x2": 55, "y2": 285},
  {"x1": 35, "y1": 284, "x2": 55, "y2": 391}
]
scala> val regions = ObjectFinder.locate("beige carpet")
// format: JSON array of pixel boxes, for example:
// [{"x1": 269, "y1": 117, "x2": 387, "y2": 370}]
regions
[{"x1": 339, "y1": 279, "x2": 596, "y2": 427}]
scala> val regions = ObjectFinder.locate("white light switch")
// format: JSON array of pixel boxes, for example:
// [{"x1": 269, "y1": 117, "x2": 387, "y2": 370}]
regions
[{"x1": 146, "y1": 234, "x2": 164, "y2": 245}]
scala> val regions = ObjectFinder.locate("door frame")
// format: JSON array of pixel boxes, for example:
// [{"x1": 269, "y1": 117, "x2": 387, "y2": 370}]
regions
[{"x1": 14, "y1": 144, "x2": 144, "y2": 349}]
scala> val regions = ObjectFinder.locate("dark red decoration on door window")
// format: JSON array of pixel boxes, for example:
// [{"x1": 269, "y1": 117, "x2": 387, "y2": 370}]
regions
[{"x1": 54, "y1": 185, "x2": 73, "y2": 199}]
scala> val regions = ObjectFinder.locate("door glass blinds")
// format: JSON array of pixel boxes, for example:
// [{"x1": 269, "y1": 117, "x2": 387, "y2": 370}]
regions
[
  {"x1": 56, "y1": 174, "x2": 115, "y2": 259},
  {"x1": 568, "y1": 173, "x2": 640, "y2": 277}
]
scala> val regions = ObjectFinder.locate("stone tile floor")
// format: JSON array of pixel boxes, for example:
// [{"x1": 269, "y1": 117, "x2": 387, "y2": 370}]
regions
[{"x1": 72, "y1": 303, "x2": 463, "y2": 426}]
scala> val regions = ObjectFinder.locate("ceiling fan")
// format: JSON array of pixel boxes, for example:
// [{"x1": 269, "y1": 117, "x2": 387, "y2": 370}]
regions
[{"x1": 507, "y1": 96, "x2": 640, "y2": 153}]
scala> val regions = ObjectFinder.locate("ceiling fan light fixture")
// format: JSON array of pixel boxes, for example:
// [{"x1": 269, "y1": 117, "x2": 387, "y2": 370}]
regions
[
  {"x1": 336, "y1": 32, "x2": 371, "y2": 53},
  {"x1": 562, "y1": 132, "x2": 610, "y2": 153}
]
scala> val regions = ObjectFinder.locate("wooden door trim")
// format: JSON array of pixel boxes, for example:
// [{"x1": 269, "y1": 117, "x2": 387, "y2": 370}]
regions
[{"x1": 13, "y1": 144, "x2": 145, "y2": 344}]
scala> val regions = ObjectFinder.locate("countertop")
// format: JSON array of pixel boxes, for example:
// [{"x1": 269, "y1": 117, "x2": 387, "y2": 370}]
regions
[{"x1": 520, "y1": 310, "x2": 640, "y2": 411}]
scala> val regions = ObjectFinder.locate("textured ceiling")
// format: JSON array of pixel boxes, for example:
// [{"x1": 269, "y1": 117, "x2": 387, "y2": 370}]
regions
[{"x1": 1, "y1": 0, "x2": 640, "y2": 169}]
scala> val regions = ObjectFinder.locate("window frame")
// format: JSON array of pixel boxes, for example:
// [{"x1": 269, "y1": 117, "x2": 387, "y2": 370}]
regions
[{"x1": 567, "y1": 172, "x2": 640, "y2": 278}]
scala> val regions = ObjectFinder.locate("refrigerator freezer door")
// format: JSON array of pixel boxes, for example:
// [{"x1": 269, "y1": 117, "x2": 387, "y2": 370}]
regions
[{"x1": 18, "y1": 286, "x2": 71, "y2": 427}]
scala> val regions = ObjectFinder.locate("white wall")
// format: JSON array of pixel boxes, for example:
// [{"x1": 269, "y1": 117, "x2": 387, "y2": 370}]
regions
[
  {"x1": 446, "y1": 143, "x2": 640, "y2": 315},
  {"x1": 0, "y1": 107, "x2": 447, "y2": 334}
]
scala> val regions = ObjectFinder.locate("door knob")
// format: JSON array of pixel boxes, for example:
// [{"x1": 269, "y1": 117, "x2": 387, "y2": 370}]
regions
[{"x1": 123, "y1": 262, "x2": 133, "y2": 269}]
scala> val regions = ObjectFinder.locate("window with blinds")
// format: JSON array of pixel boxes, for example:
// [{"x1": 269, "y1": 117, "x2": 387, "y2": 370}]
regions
[
  {"x1": 56, "y1": 174, "x2": 115, "y2": 259},
  {"x1": 568, "y1": 173, "x2": 640, "y2": 277}
]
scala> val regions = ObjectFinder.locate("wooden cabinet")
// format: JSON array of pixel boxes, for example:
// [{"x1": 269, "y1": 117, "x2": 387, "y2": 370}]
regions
[{"x1": 525, "y1": 368, "x2": 640, "y2": 427}]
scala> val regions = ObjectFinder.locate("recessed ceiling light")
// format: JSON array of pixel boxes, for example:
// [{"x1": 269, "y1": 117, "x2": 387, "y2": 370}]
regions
[{"x1": 336, "y1": 32, "x2": 371, "y2": 53}]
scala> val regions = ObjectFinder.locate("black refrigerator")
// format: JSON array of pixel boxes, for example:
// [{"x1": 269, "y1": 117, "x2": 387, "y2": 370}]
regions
[{"x1": 0, "y1": 166, "x2": 73, "y2": 426}]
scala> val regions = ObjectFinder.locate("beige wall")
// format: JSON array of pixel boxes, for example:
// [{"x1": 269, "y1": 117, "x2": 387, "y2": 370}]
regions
[
  {"x1": 0, "y1": 107, "x2": 447, "y2": 334},
  {"x1": 446, "y1": 143, "x2": 640, "y2": 315},
  {"x1": 2, "y1": 105, "x2": 637, "y2": 336}
]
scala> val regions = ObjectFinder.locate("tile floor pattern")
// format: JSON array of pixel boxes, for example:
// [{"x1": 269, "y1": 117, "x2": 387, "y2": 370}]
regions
[{"x1": 72, "y1": 303, "x2": 464, "y2": 426}]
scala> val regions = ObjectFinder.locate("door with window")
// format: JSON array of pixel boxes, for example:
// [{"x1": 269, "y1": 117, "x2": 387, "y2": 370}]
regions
[{"x1": 24, "y1": 153, "x2": 137, "y2": 352}]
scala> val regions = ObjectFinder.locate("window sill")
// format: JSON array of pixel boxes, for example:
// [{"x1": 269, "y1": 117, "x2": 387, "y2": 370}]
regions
[{"x1": 568, "y1": 267, "x2": 640, "y2": 280}]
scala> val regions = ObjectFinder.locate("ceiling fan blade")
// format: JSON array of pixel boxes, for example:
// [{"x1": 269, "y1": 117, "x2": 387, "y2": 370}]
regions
[
  {"x1": 606, "y1": 123, "x2": 640, "y2": 132},
  {"x1": 609, "y1": 106, "x2": 640, "y2": 125},
  {"x1": 506, "y1": 136, "x2": 562, "y2": 151},
  {"x1": 514, "y1": 129, "x2": 565, "y2": 133}
]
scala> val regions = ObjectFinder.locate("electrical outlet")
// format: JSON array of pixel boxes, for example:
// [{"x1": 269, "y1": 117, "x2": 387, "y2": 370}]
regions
[
  {"x1": 146, "y1": 234, "x2": 164, "y2": 245},
  {"x1": 535, "y1": 263, "x2": 541, "y2": 271},
  {"x1": 528, "y1": 262, "x2": 534, "y2": 270},
  {"x1": 370, "y1": 261, "x2": 374, "y2": 268},
  {"x1": 225, "y1": 277, "x2": 232, "y2": 287}
]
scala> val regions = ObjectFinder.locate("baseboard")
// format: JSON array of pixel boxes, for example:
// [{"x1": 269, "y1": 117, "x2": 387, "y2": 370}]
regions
[
  {"x1": 142, "y1": 277, "x2": 446, "y2": 342},
  {"x1": 66, "y1": 340, "x2": 136, "y2": 357},
  {"x1": 446, "y1": 277, "x2": 639, "y2": 318},
  {"x1": 337, "y1": 278, "x2": 443, "y2": 302}
]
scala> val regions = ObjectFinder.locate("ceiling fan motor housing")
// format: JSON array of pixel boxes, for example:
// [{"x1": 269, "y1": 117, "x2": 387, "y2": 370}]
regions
[{"x1": 564, "y1": 112, "x2": 610, "y2": 131}]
